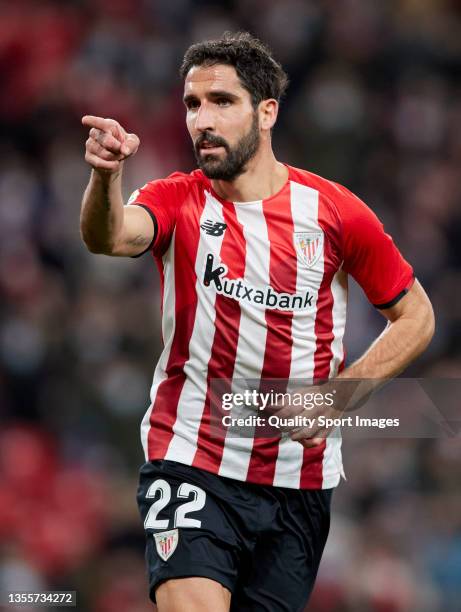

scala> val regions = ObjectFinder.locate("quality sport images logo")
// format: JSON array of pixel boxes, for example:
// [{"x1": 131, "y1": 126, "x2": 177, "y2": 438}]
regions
[{"x1": 202, "y1": 253, "x2": 316, "y2": 311}]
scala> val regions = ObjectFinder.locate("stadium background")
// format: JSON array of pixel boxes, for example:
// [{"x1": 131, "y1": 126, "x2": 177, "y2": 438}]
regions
[{"x1": 1, "y1": 0, "x2": 460, "y2": 610}]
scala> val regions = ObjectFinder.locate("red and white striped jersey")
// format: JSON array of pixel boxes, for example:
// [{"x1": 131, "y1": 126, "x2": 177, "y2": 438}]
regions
[{"x1": 130, "y1": 164, "x2": 414, "y2": 489}]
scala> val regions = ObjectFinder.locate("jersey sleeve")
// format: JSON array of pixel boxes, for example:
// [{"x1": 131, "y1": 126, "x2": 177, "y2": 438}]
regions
[
  {"x1": 333, "y1": 184, "x2": 414, "y2": 308},
  {"x1": 126, "y1": 172, "x2": 188, "y2": 257}
]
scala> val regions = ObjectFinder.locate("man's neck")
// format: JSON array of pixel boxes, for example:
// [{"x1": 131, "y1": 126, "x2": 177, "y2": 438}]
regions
[{"x1": 210, "y1": 150, "x2": 289, "y2": 203}]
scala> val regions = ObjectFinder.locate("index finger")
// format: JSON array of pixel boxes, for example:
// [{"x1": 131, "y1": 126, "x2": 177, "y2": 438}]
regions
[{"x1": 81, "y1": 115, "x2": 114, "y2": 132}]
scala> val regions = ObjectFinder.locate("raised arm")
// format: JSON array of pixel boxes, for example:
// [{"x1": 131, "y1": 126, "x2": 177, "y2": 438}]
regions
[{"x1": 80, "y1": 115, "x2": 155, "y2": 257}]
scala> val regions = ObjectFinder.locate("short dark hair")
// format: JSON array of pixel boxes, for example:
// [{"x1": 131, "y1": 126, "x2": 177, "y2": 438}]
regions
[{"x1": 180, "y1": 31, "x2": 289, "y2": 108}]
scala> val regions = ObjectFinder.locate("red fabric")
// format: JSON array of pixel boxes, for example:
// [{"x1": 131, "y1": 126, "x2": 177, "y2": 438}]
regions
[{"x1": 193, "y1": 202, "x2": 246, "y2": 472}]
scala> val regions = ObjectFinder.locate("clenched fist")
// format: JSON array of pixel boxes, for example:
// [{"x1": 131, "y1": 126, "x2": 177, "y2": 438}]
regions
[{"x1": 82, "y1": 116, "x2": 140, "y2": 173}]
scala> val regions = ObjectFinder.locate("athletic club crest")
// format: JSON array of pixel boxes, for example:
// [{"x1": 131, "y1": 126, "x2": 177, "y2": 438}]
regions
[
  {"x1": 154, "y1": 529, "x2": 179, "y2": 561},
  {"x1": 294, "y1": 232, "x2": 324, "y2": 268}
]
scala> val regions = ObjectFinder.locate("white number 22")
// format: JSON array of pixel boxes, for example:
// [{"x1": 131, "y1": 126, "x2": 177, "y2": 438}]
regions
[{"x1": 144, "y1": 479, "x2": 206, "y2": 529}]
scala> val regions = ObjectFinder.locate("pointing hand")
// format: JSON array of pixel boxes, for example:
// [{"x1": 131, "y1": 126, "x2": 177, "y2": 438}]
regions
[{"x1": 82, "y1": 115, "x2": 140, "y2": 173}]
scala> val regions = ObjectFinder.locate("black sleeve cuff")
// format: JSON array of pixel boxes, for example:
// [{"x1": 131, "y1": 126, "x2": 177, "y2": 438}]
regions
[
  {"x1": 373, "y1": 276, "x2": 415, "y2": 309},
  {"x1": 130, "y1": 204, "x2": 158, "y2": 258}
]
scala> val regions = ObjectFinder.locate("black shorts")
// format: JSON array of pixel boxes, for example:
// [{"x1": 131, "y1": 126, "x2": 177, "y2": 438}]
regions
[{"x1": 137, "y1": 459, "x2": 332, "y2": 612}]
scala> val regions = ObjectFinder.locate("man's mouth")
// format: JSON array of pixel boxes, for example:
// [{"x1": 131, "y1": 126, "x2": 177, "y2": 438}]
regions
[
  {"x1": 197, "y1": 140, "x2": 226, "y2": 153},
  {"x1": 200, "y1": 145, "x2": 224, "y2": 153}
]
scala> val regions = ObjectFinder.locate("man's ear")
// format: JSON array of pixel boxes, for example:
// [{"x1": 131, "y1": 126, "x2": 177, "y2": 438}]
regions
[{"x1": 259, "y1": 99, "x2": 279, "y2": 131}]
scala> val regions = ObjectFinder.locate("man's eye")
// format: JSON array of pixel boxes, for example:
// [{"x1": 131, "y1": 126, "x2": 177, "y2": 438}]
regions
[
  {"x1": 186, "y1": 101, "x2": 199, "y2": 110},
  {"x1": 217, "y1": 98, "x2": 231, "y2": 107}
]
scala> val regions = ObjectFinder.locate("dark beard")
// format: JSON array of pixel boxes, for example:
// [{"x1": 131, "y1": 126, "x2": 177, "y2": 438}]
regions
[{"x1": 194, "y1": 113, "x2": 260, "y2": 181}]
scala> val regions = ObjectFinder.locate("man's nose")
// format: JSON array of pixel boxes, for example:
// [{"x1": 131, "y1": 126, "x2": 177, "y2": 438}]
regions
[{"x1": 195, "y1": 103, "x2": 215, "y2": 132}]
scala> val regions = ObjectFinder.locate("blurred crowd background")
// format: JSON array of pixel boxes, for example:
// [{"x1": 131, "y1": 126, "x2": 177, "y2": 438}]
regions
[{"x1": 1, "y1": 0, "x2": 460, "y2": 610}]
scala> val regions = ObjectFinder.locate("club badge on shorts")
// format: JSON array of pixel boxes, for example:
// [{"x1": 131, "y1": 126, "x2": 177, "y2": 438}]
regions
[
  {"x1": 154, "y1": 529, "x2": 179, "y2": 561},
  {"x1": 294, "y1": 232, "x2": 324, "y2": 268}
]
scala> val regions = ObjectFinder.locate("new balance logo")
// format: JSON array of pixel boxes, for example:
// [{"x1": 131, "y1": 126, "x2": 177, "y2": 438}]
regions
[
  {"x1": 203, "y1": 254, "x2": 315, "y2": 311},
  {"x1": 201, "y1": 220, "x2": 227, "y2": 236}
]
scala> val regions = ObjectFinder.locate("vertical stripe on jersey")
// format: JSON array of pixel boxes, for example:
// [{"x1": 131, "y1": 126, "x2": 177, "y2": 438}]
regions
[
  {"x1": 322, "y1": 268, "x2": 348, "y2": 487},
  {"x1": 328, "y1": 270, "x2": 347, "y2": 378},
  {"x1": 141, "y1": 231, "x2": 176, "y2": 460},
  {"x1": 146, "y1": 193, "x2": 206, "y2": 459},
  {"x1": 299, "y1": 192, "x2": 338, "y2": 488},
  {"x1": 273, "y1": 181, "x2": 322, "y2": 488},
  {"x1": 141, "y1": 238, "x2": 176, "y2": 458},
  {"x1": 164, "y1": 191, "x2": 227, "y2": 463},
  {"x1": 192, "y1": 201, "x2": 247, "y2": 472},
  {"x1": 246, "y1": 185, "x2": 297, "y2": 485},
  {"x1": 218, "y1": 201, "x2": 270, "y2": 481}
]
